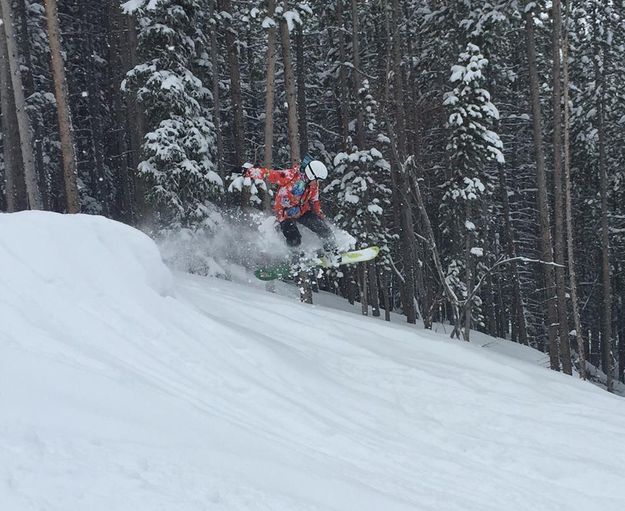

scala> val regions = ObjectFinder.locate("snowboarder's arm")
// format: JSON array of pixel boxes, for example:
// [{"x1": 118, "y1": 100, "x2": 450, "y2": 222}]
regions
[
  {"x1": 246, "y1": 166, "x2": 295, "y2": 186},
  {"x1": 310, "y1": 183, "x2": 325, "y2": 219}
]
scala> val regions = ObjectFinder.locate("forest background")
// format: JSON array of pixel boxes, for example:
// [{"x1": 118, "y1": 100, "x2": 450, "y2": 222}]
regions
[{"x1": 1, "y1": 0, "x2": 624, "y2": 390}]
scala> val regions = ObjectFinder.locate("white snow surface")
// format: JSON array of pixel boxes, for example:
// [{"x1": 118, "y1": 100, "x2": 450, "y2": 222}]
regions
[{"x1": 1, "y1": 211, "x2": 625, "y2": 511}]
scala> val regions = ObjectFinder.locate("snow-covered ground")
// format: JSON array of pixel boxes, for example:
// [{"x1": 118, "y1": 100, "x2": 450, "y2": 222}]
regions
[{"x1": 1, "y1": 211, "x2": 624, "y2": 511}]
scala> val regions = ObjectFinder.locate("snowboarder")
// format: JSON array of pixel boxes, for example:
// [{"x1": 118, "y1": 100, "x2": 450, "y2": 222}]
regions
[{"x1": 243, "y1": 155, "x2": 337, "y2": 254}]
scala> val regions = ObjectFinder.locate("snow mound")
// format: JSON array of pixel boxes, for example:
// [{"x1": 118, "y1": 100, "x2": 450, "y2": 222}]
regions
[
  {"x1": 1, "y1": 211, "x2": 173, "y2": 300},
  {"x1": 1, "y1": 212, "x2": 625, "y2": 511}
]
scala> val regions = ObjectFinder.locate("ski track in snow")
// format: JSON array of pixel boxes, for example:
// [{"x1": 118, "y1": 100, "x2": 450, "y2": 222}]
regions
[{"x1": 1, "y1": 211, "x2": 624, "y2": 511}]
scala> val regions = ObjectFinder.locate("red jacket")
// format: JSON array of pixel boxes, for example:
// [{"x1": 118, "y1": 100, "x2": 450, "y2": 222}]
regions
[{"x1": 248, "y1": 165, "x2": 323, "y2": 222}]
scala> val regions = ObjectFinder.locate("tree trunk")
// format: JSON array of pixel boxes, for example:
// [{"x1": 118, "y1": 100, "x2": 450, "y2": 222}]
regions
[
  {"x1": 208, "y1": 1, "x2": 224, "y2": 185},
  {"x1": 382, "y1": 272, "x2": 391, "y2": 321},
  {"x1": 592, "y1": 4, "x2": 612, "y2": 391},
  {"x1": 464, "y1": 201, "x2": 474, "y2": 342},
  {"x1": 124, "y1": 13, "x2": 147, "y2": 221},
  {"x1": 598, "y1": 79, "x2": 612, "y2": 392},
  {"x1": 295, "y1": 24, "x2": 308, "y2": 156},
  {"x1": 279, "y1": 4, "x2": 311, "y2": 304},
  {"x1": 221, "y1": 0, "x2": 245, "y2": 168},
  {"x1": 107, "y1": 0, "x2": 133, "y2": 222},
  {"x1": 280, "y1": 14, "x2": 300, "y2": 163},
  {"x1": 497, "y1": 162, "x2": 529, "y2": 345},
  {"x1": 525, "y1": 9, "x2": 560, "y2": 370},
  {"x1": 83, "y1": 30, "x2": 108, "y2": 214},
  {"x1": 15, "y1": 0, "x2": 45, "y2": 208},
  {"x1": 562, "y1": 0, "x2": 586, "y2": 378},
  {"x1": 0, "y1": 0, "x2": 42, "y2": 209},
  {"x1": 351, "y1": 0, "x2": 365, "y2": 150},
  {"x1": 335, "y1": 1, "x2": 350, "y2": 149},
  {"x1": 369, "y1": 261, "x2": 381, "y2": 317},
  {"x1": 346, "y1": 267, "x2": 356, "y2": 305},
  {"x1": 484, "y1": 250, "x2": 498, "y2": 336},
  {"x1": 407, "y1": 169, "x2": 462, "y2": 338},
  {"x1": 262, "y1": 0, "x2": 278, "y2": 211},
  {"x1": 352, "y1": 0, "x2": 375, "y2": 316},
  {"x1": 360, "y1": 263, "x2": 368, "y2": 316},
  {"x1": 389, "y1": 0, "x2": 417, "y2": 324},
  {"x1": 551, "y1": 0, "x2": 572, "y2": 374},
  {"x1": 44, "y1": 0, "x2": 80, "y2": 214},
  {"x1": 0, "y1": 20, "x2": 26, "y2": 211},
  {"x1": 591, "y1": 319, "x2": 600, "y2": 369},
  {"x1": 619, "y1": 276, "x2": 625, "y2": 383}
]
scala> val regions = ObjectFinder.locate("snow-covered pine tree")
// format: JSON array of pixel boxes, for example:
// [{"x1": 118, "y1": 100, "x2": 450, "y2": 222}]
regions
[
  {"x1": 122, "y1": 0, "x2": 221, "y2": 227},
  {"x1": 327, "y1": 79, "x2": 394, "y2": 312},
  {"x1": 413, "y1": 1, "x2": 537, "y2": 340},
  {"x1": 329, "y1": 81, "x2": 393, "y2": 252},
  {"x1": 442, "y1": 42, "x2": 504, "y2": 341}
]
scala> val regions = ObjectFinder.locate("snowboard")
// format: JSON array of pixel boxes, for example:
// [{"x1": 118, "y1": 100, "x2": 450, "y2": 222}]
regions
[{"x1": 254, "y1": 246, "x2": 380, "y2": 281}]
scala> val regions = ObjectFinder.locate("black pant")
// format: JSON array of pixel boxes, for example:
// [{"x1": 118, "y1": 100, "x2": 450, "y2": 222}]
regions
[{"x1": 280, "y1": 211, "x2": 335, "y2": 249}]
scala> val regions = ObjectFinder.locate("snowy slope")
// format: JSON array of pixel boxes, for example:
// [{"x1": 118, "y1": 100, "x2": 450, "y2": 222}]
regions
[{"x1": 1, "y1": 211, "x2": 624, "y2": 511}]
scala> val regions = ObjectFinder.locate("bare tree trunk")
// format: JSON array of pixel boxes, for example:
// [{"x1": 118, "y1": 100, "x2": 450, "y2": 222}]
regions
[
  {"x1": 107, "y1": 0, "x2": 133, "y2": 221},
  {"x1": 261, "y1": 0, "x2": 278, "y2": 294},
  {"x1": 209, "y1": 0, "x2": 224, "y2": 185},
  {"x1": 591, "y1": 320, "x2": 600, "y2": 368},
  {"x1": 351, "y1": 0, "x2": 376, "y2": 316},
  {"x1": 598, "y1": 82, "x2": 612, "y2": 392},
  {"x1": 618, "y1": 275, "x2": 625, "y2": 383},
  {"x1": 562, "y1": 0, "x2": 586, "y2": 379},
  {"x1": 591, "y1": 4, "x2": 613, "y2": 391},
  {"x1": 83, "y1": 30, "x2": 108, "y2": 214},
  {"x1": 346, "y1": 267, "x2": 357, "y2": 305},
  {"x1": 280, "y1": 14, "x2": 300, "y2": 163},
  {"x1": 525, "y1": 9, "x2": 560, "y2": 370},
  {"x1": 44, "y1": 0, "x2": 80, "y2": 213},
  {"x1": 369, "y1": 261, "x2": 381, "y2": 317},
  {"x1": 15, "y1": 0, "x2": 45, "y2": 207},
  {"x1": 389, "y1": 0, "x2": 417, "y2": 324},
  {"x1": 335, "y1": 1, "x2": 349, "y2": 149},
  {"x1": 262, "y1": 0, "x2": 278, "y2": 211},
  {"x1": 464, "y1": 202, "x2": 474, "y2": 342},
  {"x1": 497, "y1": 162, "x2": 529, "y2": 345},
  {"x1": 0, "y1": 20, "x2": 26, "y2": 211},
  {"x1": 407, "y1": 169, "x2": 462, "y2": 337},
  {"x1": 351, "y1": 0, "x2": 365, "y2": 151},
  {"x1": 0, "y1": 0, "x2": 42, "y2": 209},
  {"x1": 221, "y1": 0, "x2": 245, "y2": 168},
  {"x1": 360, "y1": 263, "x2": 368, "y2": 316},
  {"x1": 551, "y1": 0, "x2": 572, "y2": 374},
  {"x1": 295, "y1": 24, "x2": 308, "y2": 156},
  {"x1": 124, "y1": 14, "x2": 147, "y2": 221},
  {"x1": 279, "y1": 5, "x2": 311, "y2": 304},
  {"x1": 382, "y1": 272, "x2": 391, "y2": 321},
  {"x1": 496, "y1": 275, "x2": 507, "y2": 338}
]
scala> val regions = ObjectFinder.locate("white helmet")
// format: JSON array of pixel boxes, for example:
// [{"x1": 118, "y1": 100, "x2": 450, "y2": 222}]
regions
[{"x1": 303, "y1": 160, "x2": 328, "y2": 181}]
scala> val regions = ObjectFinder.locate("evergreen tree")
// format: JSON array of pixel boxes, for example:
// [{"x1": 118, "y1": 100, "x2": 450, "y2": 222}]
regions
[
  {"x1": 328, "y1": 80, "x2": 393, "y2": 258},
  {"x1": 123, "y1": 0, "x2": 221, "y2": 226},
  {"x1": 441, "y1": 42, "x2": 504, "y2": 340}
]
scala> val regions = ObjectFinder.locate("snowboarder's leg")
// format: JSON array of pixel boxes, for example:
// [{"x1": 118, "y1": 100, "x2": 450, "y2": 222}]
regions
[
  {"x1": 280, "y1": 219, "x2": 302, "y2": 247},
  {"x1": 280, "y1": 220, "x2": 306, "y2": 273},
  {"x1": 297, "y1": 211, "x2": 336, "y2": 251}
]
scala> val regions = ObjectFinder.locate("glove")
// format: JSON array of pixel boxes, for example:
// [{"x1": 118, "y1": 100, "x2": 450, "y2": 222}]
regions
[{"x1": 241, "y1": 162, "x2": 254, "y2": 176}]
